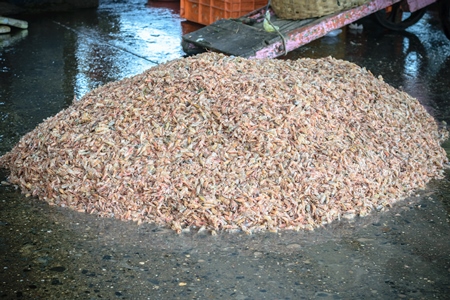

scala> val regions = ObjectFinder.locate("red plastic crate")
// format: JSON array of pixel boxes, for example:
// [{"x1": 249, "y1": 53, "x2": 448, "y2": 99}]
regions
[{"x1": 180, "y1": 0, "x2": 267, "y2": 25}]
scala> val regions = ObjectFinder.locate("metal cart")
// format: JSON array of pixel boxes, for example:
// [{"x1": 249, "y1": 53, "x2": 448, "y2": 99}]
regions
[{"x1": 182, "y1": 0, "x2": 449, "y2": 58}]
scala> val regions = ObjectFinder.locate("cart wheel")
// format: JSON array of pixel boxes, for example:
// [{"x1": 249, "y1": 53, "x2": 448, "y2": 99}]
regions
[
  {"x1": 440, "y1": 0, "x2": 450, "y2": 40},
  {"x1": 374, "y1": 2, "x2": 427, "y2": 30}
]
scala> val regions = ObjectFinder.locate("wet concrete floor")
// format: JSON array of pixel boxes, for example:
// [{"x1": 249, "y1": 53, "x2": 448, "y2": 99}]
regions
[{"x1": 1, "y1": 1, "x2": 450, "y2": 299}]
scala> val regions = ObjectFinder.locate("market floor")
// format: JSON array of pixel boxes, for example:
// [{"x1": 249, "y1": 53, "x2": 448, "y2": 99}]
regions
[{"x1": 1, "y1": 1, "x2": 450, "y2": 299}]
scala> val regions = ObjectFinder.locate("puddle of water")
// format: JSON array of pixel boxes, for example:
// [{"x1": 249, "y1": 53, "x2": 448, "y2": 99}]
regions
[{"x1": 1, "y1": 1, "x2": 450, "y2": 299}]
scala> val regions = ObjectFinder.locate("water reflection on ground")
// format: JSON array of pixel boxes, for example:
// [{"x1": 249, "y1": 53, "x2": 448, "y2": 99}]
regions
[{"x1": 1, "y1": 1, "x2": 450, "y2": 299}]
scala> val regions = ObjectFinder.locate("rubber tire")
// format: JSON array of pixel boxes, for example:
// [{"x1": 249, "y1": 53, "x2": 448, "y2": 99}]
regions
[
  {"x1": 374, "y1": 3, "x2": 427, "y2": 31},
  {"x1": 440, "y1": 0, "x2": 450, "y2": 40}
]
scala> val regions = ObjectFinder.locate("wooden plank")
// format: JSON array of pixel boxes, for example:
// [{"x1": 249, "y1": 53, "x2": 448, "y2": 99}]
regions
[
  {"x1": 183, "y1": 19, "x2": 278, "y2": 57},
  {"x1": 182, "y1": 17, "x2": 315, "y2": 57}
]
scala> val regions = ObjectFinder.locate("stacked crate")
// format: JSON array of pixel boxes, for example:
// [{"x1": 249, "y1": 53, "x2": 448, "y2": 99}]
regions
[{"x1": 180, "y1": 0, "x2": 267, "y2": 25}]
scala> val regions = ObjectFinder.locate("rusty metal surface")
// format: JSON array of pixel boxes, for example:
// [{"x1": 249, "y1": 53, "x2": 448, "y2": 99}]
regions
[
  {"x1": 250, "y1": 0, "x2": 403, "y2": 59},
  {"x1": 181, "y1": 0, "x2": 433, "y2": 59},
  {"x1": 405, "y1": 0, "x2": 436, "y2": 11}
]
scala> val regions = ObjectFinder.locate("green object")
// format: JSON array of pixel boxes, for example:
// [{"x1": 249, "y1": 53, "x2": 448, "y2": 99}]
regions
[
  {"x1": 0, "y1": 25, "x2": 11, "y2": 34},
  {"x1": 0, "y1": 16, "x2": 28, "y2": 29},
  {"x1": 263, "y1": 11, "x2": 279, "y2": 33}
]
